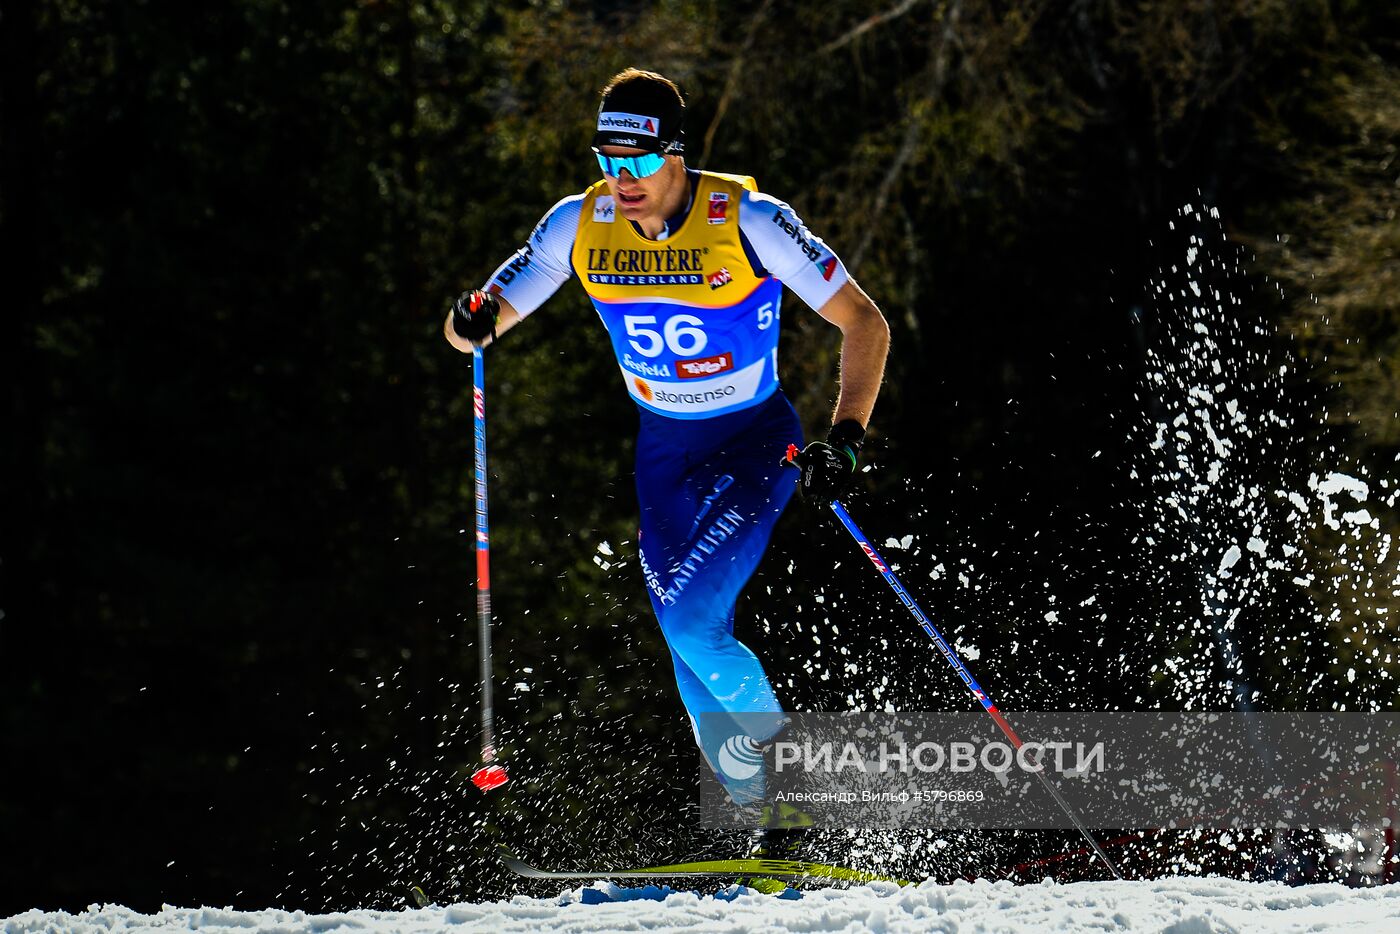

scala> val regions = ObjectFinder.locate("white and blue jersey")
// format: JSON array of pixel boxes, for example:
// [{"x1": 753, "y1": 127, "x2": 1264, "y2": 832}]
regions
[{"x1": 484, "y1": 170, "x2": 848, "y2": 420}]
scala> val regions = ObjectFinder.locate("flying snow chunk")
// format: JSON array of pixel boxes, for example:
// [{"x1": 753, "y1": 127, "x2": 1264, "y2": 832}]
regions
[
  {"x1": 1218, "y1": 545, "x2": 1242, "y2": 574},
  {"x1": 1325, "y1": 830, "x2": 1358, "y2": 851},
  {"x1": 883, "y1": 535, "x2": 914, "y2": 550},
  {"x1": 597, "y1": 541, "x2": 614, "y2": 556},
  {"x1": 1315, "y1": 472, "x2": 1369, "y2": 502},
  {"x1": 954, "y1": 640, "x2": 981, "y2": 661}
]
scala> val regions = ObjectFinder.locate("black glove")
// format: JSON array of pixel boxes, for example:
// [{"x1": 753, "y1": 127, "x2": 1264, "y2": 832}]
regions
[
  {"x1": 784, "y1": 419, "x2": 866, "y2": 502},
  {"x1": 451, "y1": 289, "x2": 500, "y2": 343}
]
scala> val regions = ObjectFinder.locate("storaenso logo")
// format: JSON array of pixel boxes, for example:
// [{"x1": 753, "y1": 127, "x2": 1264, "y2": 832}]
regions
[
  {"x1": 652, "y1": 384, "x2": 737, "y2": 406},
  {"x1": 771, "y1": 208, "x2": 822, "y2": 263}
]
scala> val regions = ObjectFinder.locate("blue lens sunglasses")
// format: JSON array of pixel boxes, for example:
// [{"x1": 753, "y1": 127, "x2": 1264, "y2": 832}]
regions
[{"x1": 595, "y1": 151, "x2": 667, "y2": 179}]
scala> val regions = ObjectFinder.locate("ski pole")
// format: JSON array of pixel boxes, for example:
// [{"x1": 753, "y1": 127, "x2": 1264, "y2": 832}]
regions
[
  {"x1": 794, "y1": 464, "x2": 1120, "y2": 878},
  {"x1": 469, "y1": 345, "x2": 507, "y2": 792}
]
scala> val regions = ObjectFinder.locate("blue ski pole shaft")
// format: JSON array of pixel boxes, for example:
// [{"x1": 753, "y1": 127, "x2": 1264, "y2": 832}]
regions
[
  {"x1": 828, "y1": 499, "x2": 1122, "y2": 880},
  {"x1": 472, "y1": 346, "x2": 495, "y2": 762}
]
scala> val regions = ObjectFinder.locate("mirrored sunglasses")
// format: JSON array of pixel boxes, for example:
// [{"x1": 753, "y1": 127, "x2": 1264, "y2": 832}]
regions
[{"x1": 595, "y1": 151, "x2": 666, "y2": 179}]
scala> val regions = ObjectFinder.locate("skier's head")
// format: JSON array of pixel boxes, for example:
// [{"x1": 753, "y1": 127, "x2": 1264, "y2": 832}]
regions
[
  {"x1": 592, "y1": 69, "x2": 688, "y2": 225},
  {"x1": 592, "y1": 68, "x2": 686, "y2": 158}
]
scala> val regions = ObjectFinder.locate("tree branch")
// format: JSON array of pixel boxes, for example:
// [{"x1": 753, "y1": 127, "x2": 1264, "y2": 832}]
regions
[
  {"x1": 848, "y1": 0, "x2": 962, "y2": 272},
  {"x1": 699, "y1": 0, "x2": 777, "y2": 169},
  {"x1": 820, "y1": 0, "x2": 929, "y2": 55}
]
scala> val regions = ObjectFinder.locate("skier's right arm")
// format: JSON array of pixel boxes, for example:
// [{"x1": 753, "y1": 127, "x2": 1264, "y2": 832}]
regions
[{"x1": 443, "y1": 195, "x2": 584, "y2": 353}]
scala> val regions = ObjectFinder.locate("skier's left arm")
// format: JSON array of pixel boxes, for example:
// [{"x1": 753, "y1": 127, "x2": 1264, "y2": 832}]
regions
[
  {"x1": 740, "y1": 191, "x2": 889, "y2": 428},
  {"x1": 792, "y1": 279, "x2": 890, "y2": 500},
  {"x1": 811, "y1": 279, "x2": 890, "y2": 430},
  {"x1": 741, "y1": 191, "x2": 889, "y2": 498}
]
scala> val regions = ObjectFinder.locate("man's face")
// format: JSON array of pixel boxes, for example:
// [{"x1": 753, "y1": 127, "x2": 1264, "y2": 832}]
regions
[{"x1": 598, "y1": 146, "x2": 684, "y2": 223}]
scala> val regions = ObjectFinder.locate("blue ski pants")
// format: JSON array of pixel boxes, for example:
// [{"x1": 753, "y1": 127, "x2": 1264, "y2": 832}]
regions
[{"x1": 635, "y1": 390, "x2": 801, "y2": 804}]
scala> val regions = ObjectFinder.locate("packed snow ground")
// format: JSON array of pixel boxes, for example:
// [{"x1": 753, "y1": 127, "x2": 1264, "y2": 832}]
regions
[{"x1": 8, "y1": 877, "x2": 1400, "y2": 933}]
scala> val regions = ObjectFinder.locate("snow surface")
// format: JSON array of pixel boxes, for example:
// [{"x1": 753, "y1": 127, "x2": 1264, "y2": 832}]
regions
[{"x1": 8, "y1": 878, "x2": 1400, "y2": 933}]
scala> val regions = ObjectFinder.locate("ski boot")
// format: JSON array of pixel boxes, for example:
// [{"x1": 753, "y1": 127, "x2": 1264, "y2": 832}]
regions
[{"x1": 733, "y1": 801, "x2": 814, "y2": 894}]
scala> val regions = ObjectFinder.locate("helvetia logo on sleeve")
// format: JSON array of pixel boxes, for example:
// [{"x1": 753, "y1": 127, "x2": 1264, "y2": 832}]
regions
[
  {"x1": 771, "y1": 207, "x2": 821, "y2": 262},
  {"x1": 770, "y1": 207, "x2": 840, "y2": 280}
]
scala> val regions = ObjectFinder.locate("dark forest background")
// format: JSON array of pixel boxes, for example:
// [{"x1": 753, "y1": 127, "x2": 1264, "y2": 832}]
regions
[{"x1": 4, "y1": 0, "x2": 1399, "y2": 916}]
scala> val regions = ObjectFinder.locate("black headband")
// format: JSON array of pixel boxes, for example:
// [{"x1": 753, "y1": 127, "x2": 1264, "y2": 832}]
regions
[{"x1": 592, "y1": 81, "x2": 685, "y2": 154}]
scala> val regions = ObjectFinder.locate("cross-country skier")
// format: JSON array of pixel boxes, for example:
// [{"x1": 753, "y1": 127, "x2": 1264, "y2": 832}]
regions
[{"x1": 445, "y1": 68, "x2": 889, "y2": 864}]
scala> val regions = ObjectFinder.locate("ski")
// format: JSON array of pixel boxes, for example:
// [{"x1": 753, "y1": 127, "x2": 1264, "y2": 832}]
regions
[{"x1": 498, "y1": 845, "x2": 908, "y2": 886}]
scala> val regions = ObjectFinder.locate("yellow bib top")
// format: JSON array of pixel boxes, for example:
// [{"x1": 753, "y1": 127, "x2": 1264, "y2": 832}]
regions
[{"x1": 570, "y1": 172, "x2": 784, "y2": 420}]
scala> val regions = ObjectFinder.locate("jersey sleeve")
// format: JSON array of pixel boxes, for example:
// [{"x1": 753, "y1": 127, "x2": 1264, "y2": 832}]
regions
[
  {"x1": 738, "y1": 190, "x2": 849, "y2": 312},
  {"x1": 483, "y1": 195, "x2": 583, "y2": 318}
]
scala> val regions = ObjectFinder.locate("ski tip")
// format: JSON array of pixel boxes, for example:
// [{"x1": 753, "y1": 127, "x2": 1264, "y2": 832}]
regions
[
  {"x1": 498, "y1": 845, "x2": 558, "y2": 880},
  {"x1": 408, "y1": 884, "x2": 431, "y2": 908},
  {"x1": 497, "y1": 845, "x2": 528, "y2": 866}
]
